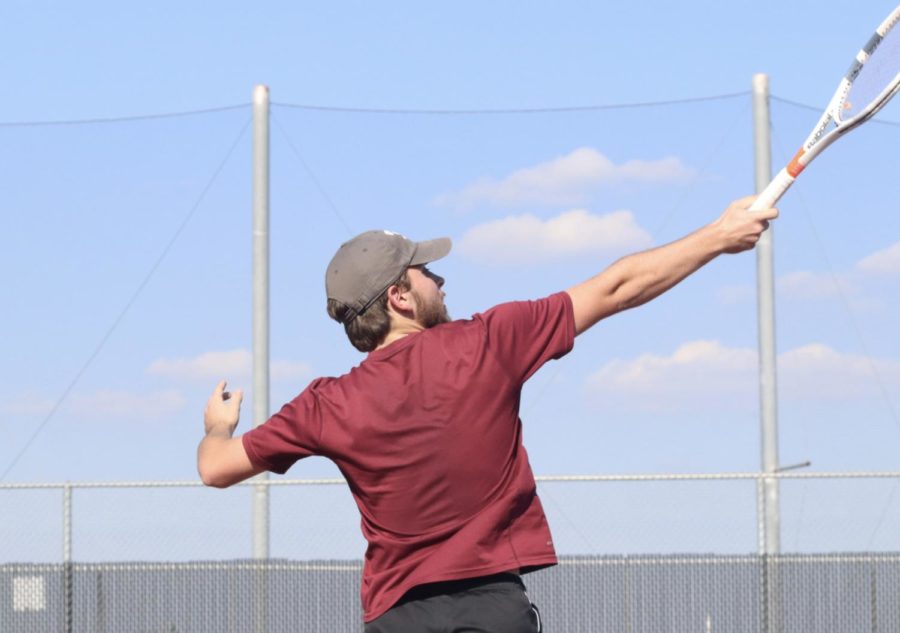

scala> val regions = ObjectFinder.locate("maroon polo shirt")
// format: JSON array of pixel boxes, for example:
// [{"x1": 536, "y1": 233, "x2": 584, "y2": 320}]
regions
[{"x1": 242, "y1": 292, "x2": 575, "y2": 621}]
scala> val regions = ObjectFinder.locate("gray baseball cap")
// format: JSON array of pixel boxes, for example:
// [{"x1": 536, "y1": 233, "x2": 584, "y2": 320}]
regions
[{"x1": 326, "y1": 230, "x2": 451, "y2": 323}]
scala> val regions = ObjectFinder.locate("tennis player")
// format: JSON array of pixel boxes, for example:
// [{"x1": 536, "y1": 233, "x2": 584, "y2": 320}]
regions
[{"x1": 198, "y1": 195, "x2": 777, "y2": 632}]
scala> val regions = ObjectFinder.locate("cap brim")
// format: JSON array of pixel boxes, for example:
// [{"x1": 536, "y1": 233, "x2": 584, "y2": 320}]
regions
[{"x1": 409, "y1": 237, "x2": 452, "y2": 266}]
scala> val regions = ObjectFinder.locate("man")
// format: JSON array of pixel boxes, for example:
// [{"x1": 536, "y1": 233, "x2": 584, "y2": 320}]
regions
[{"x1": 198, "y1": 195, "x2": 777, "y2": 632}]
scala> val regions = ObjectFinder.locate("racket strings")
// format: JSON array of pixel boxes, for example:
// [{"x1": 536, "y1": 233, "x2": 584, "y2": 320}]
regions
[{"x1": 841, "y1": 21, "x2": 900, "y2": 121}]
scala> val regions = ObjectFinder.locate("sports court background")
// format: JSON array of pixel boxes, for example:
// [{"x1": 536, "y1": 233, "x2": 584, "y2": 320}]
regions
[
  {"x1": 3, "y1": 89, "x2": 900, "y2": 631},
  {"x1": 2, "y1": 475, "x2": 900, "y2": 632}
]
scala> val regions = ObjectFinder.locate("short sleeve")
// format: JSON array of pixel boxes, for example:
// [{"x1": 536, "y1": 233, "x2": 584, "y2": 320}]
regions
[
  {"x1": 478, "y1": 292, "x2": 575, "y2": 385},
  {"x1": 241, "y1": 381, "x2": 326, "y2": 474}
]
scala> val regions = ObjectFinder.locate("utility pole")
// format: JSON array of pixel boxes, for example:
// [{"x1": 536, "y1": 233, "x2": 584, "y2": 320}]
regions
[
  {"x1": 753, "y1": 73, "x2": 782, "y2": 633},
  {"x1": 251, "y1": 83, "x2": 270, "y2": 633}
]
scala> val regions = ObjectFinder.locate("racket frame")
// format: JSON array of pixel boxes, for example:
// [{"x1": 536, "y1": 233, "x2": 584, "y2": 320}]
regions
[{"x1": 750, "y1": 6, "x2": 900, "y2": 211}]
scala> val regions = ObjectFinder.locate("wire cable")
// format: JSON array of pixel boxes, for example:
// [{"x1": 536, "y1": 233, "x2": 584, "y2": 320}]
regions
[
  {"x1": 0, "y1": 93, "x2": 894, "y2": 125},
  {"x1": 650, "y1": 97, "x2": 752, "y2": 239},
  {"x1": 270, "y1": 111, "x2": 356, "y2": 235},
  {"x1": 271, "y1": 91, "x2": 750, "y2": 116},
  {"x1": 771, "y1": 95, "x2": 900, "y2": 127},
  {"x1": 0, "y1": 104, "x2": 248, "y2": 127},
  {"x1": 0, "y1": 117, "x2": 252, "y2": 482},
  {"x1": 0, "y1": 94, "x2": 748, "y2": 128}
]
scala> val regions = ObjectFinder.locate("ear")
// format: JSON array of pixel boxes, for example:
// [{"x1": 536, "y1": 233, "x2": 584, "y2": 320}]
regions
[{"x1": 386, "y1": 283, "x2": 415, "y2": 316}]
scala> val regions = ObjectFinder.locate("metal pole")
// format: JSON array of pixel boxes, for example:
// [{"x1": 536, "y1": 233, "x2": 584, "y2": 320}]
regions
[
  {"x1": 753, "y1": 73, "x2": 782, "y2": 633},
  {"x1": 752, "y1": 73, "x2": 780, "y2": 555},
  {"x1": 252, "y1": 83, "x2": 270, "y2": 633},
  {"x1": 63, "y1": 483, "x2": 72, "y2": 567},
  {"x1": 252, "y1": 84, "x2": 271, "y2": 558},
  {"x1": 63, "y1": 483, "x2": 73, "y2": 633}
]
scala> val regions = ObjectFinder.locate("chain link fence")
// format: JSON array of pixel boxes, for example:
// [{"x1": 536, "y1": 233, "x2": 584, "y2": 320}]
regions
[{"x1": 3, "y1": 473, "x2": 900, "y2": 632}]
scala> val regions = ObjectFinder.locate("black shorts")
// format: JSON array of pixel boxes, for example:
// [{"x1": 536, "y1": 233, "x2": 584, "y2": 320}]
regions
[{"x1": 364, "y1": 572, "x2": 543, "y2": 633}]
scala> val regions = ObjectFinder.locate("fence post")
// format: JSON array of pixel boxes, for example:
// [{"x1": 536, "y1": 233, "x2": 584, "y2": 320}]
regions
[
  {"x1": 63, "y1": 483, "x2": 73, "y2": 633},
  {"x1": 870, "y1": 562, "x2": 877, "y2": 633}
]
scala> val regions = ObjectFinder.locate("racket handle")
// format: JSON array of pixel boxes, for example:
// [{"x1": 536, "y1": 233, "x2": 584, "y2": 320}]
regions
[{"x1": 749, "y1": 167, "x2": 795, "y2": 212}]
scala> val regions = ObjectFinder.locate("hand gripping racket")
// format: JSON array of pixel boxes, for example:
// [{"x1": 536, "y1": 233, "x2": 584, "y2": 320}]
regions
[{"x1": 750, "y1": 5, "x2": 900, "y2": 212}]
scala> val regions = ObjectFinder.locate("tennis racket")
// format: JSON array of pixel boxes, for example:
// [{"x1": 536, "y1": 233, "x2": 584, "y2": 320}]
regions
[{"x1": 750, "y1": 5, "x2": 900, "y2": 212}]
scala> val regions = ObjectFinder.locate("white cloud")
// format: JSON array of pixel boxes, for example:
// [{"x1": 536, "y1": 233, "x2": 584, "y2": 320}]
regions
[
  {"x1": 0, "y1": 392, "x2": 57, "y2": 416},
  {"x1": 779, "y1": 343, "x2": 900, "y2": 400},
  {"x1": 857, "y1": 241, "x2": 900, "y2": 276},
  {"x1": 458, "y1": 208, "x2": 653, "y2": 265},
  {"x1": 69, "y1": 390, "x2": 187, "y2": 419},
  {"x1": 776, "y1": 270, "x2": 854, "y2": 300},
  {"x1": 147, "y1": 349, "x2": 311, "y2": 383},
  {"x1": 435, "y1": 147, "x2": 695, "y2": 210},
  {"x1": 713, "y1": 240, "x2": 900, "y2": 308},
  {"x1": 586, "y1": 340, "x2": 900, "y2": 411},
  {"x1": 716, "y1": 270, "x2": 855, "y2": 306},
  {"x1": 2, "y1": 351, "x2": 312, "y2": 423},
  {"x1": 0, "y1": 390, "x2": 186, "y2": 420},
  {"x1": 586, "y1": 340, "x2": 757, "y2": 411},
  {"x1": 148, "y1": 349, "x2": 251, "y2": 381}
]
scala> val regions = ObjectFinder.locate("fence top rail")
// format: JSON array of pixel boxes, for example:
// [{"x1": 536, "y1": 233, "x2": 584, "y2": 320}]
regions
[
  {"x1": 5, "y1": 552, "x2": 900, "y2": 573},
  {"x1": 2, "y1": 471, "x2": 900, "y2": 490}
]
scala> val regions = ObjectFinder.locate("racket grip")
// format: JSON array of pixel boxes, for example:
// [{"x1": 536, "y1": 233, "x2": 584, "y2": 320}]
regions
[{"x1": 749, "y1": 168, "x2": 795, "y2": 212}]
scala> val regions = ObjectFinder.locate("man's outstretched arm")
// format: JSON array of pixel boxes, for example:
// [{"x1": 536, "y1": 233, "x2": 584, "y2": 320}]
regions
[
  {"x1": 566, "y1": 195, "x2": 778, "y2": 336},
  {"x1": 197, "y1": 380, "x2": 264, "y2": 488}
]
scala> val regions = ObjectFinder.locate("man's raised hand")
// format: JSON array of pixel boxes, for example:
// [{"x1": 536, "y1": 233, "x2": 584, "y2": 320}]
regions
[{"x1": 203, "y1": 380, "x2": 244, "y2": 437}]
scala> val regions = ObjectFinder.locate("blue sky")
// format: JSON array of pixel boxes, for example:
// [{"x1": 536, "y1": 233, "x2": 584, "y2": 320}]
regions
[{"x1": 2, "y1": 1, "x2": 900, "y2": 556}]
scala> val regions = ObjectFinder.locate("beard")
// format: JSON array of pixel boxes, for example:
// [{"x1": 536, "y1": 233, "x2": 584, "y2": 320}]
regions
[{"x1": 411, "y1": 288, "x2": 451, "y2": 328}]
